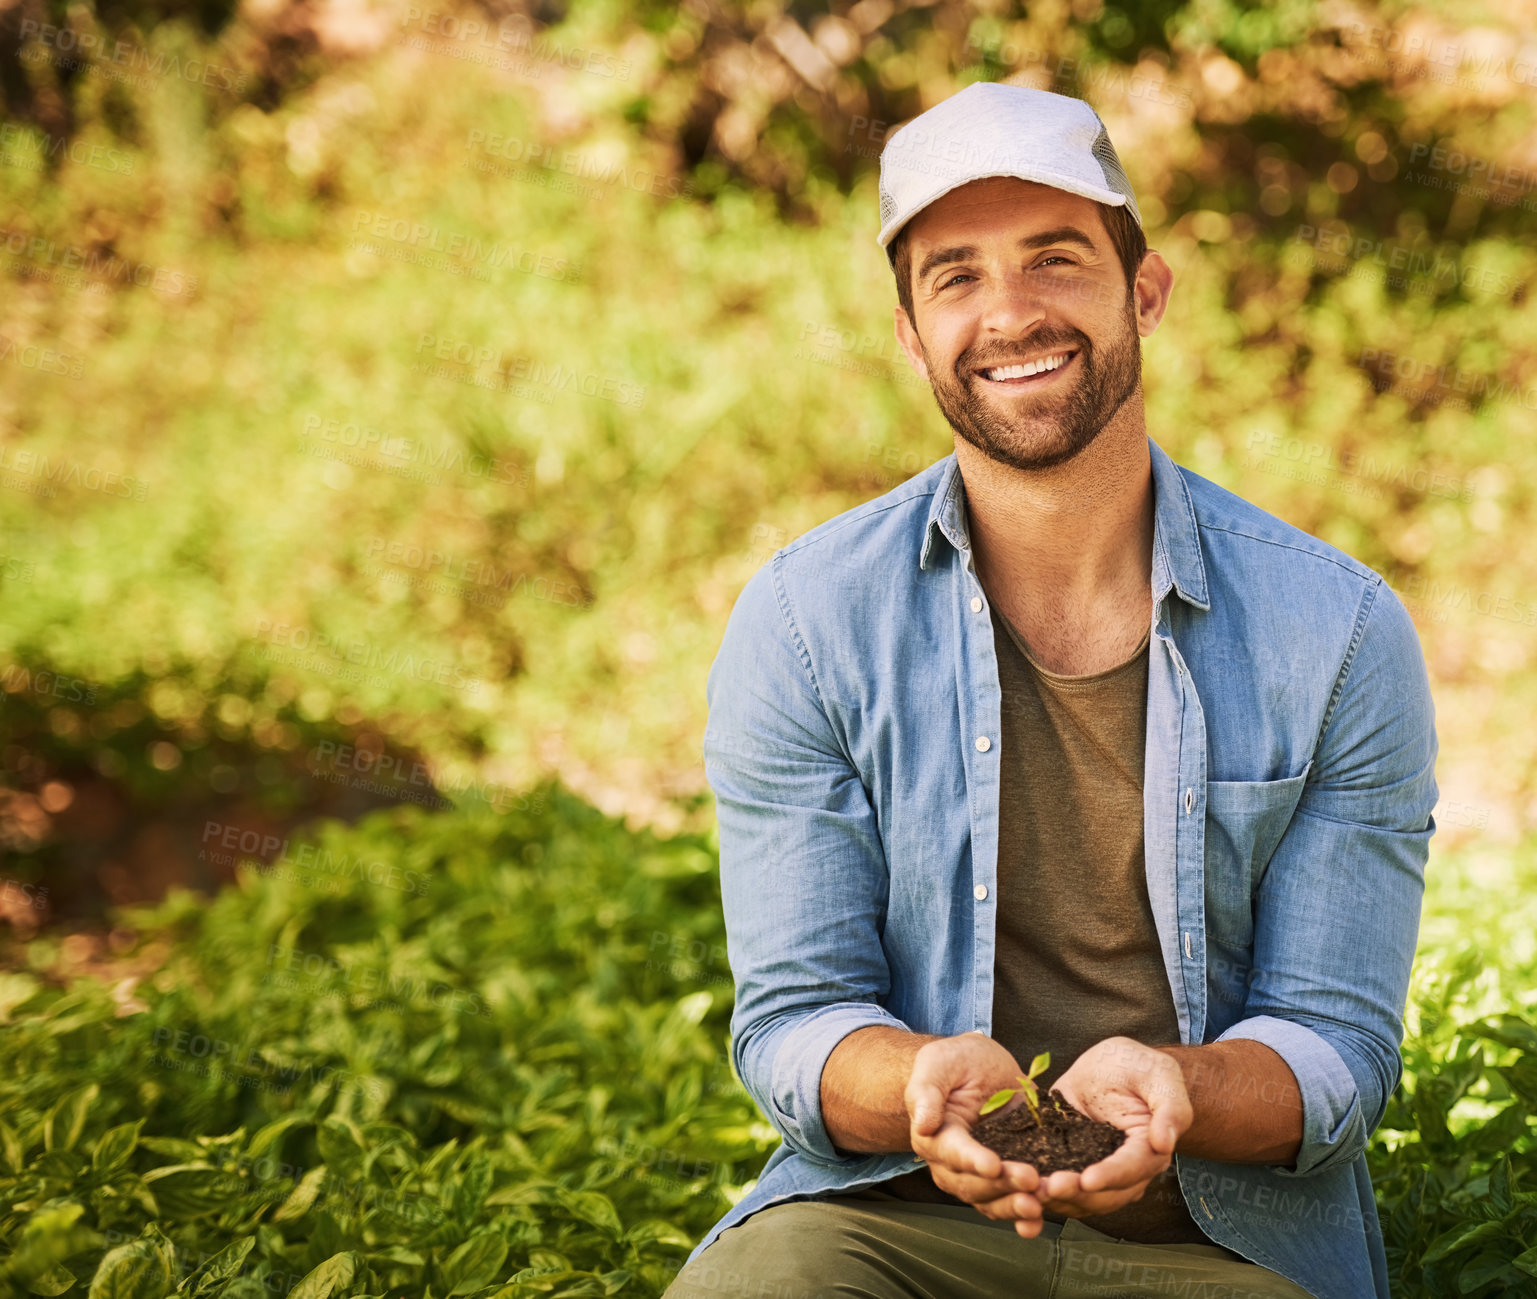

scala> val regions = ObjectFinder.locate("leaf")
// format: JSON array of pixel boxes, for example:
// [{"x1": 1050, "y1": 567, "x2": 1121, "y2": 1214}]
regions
[
  {"x1": 141, "y1": 1165, "x2": 241, "y2": 1218},
  {"x1": 246, "y1": 1117, "x2": 308, "y2": 1160},
  {"x1": 1513, "y1": 1245, "x2": 1537, "y2": 1278},
  {"x1": 440, "y1": 1234, "x2": 508, "y2": 1294},
  {"x1": 87, "y1": 1242, "x2": 170, "y2": 1299},
  {"x1": 287, "y1": 1252, "x2": 358, "y2": 1299},
  {"x1": 101, "y1": 1175, "x2": 160, "y2": 1218},
  {"x1": 365, "y1": 1248, "x2": 424, "y2": 1267},
  {"x1": 1027, "y1": 1052, "x2": 1051, "y2": 1079},
  {"x1": 0, "y1": 970, "x2": 41, "y2": 1021},
  {"x1": 140, "y1": 1226, "x2": 176, "y2": 1276},
  {"x1": 1468, "y1": 1014, "x2": 1537, "y2": 1052},
  {"x1": 137, "y1": 1137, "x2": 204, "y2": 1161},
  {"x1": 175, "y1": 1237, "x2": 254, "y2": 1297},
  {"x1": 1422, "y1": 1219, "x2": 1506, "y2": 1264},
  {"x1": 315, "y1": 1118, "x2": 365, "y2": 1173},
  {"x1": 92, "y1": 1121, "x2": 144, "y2": 1175},
  {"x1": 452, "y1": 1158, "x2": 494, "y2": 1222},
  {"x1": 28, "y1": 1265, "x2": 76, "y2": 1296},
  {"x1": 1495, "y1": 1061, "x2": 1537, "y2": 1108},
  {"x1": 272, "y1": 1166, "x2": 328, "y2": 1223},
  {"x1": 621, "y1": 1221, "x2": 691, "y2": 1248},
  {"x1": 508, "y1": 1269, "x2": 588, "y2": 1286},
  {"x1": 483, "y1": 1183, "x2": 560, "y2": 1208},
  {"x1": 1457, "y1": 1253, "x2": 1521, "y2": 1294},
  {"x1": 0, "y1": 1117, "x2": 25, "y2": 1173},
  {"x1": 554, "y1": 1191, "x2": 621, "y2": 1239},
  {"x1": 19, "y1": 1202, "x2": 87, "y2": 1234},
  {"x1": 1463, "y1": 1102, "x2": 1530, "y2": 1158},
  {"x1": 1489, "y1": 1156, "x2": 1514, "y2": 1217},
  {"x1": 44, "y1": 1084, "x2": 100, "y2": 1153},
  {"x1": 978, "y1": 1087, "x2": 1016, "y2": 1117},
  {"x1": 3, "y1": 1204, "x2": 100, "y2": 1294}
]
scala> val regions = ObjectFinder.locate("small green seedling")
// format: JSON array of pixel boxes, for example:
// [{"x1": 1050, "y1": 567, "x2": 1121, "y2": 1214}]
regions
[{"x1": 979, "y1": 1051, "x2": 1051, "y2": 1122}]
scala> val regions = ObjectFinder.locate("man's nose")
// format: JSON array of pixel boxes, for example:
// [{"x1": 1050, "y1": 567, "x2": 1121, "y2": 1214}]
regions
[{"x1": 973, "y1": 268, "x2": 1052, "y2": 336}]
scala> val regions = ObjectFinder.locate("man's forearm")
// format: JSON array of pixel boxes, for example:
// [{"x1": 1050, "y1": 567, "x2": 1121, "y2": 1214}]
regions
[
  {"x1": 1157, "y1": 1039, "x2": 1303, "y2": 1166},
  {"x1": 822, "y1": 1025, "x2": 946, "y2": 1154}
]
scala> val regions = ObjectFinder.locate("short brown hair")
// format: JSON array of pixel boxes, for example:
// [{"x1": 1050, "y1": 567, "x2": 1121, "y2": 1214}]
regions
[{"x1": 889, "y1": 199, "x2": 1147, "y2": 327}]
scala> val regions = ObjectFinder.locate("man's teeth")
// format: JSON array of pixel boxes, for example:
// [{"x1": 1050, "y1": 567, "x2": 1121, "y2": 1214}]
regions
[{"x1": 982, "y1": 352, "x2": 1071, "y2": 380}]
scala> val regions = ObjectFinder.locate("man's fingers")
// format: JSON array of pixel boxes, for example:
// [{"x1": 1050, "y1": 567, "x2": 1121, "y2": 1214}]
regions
[
  {"x1": 1041, "y1": 1179, "x2": 1155, "y2": 1219},
  {"x1": 930, "y1": 1124, "x2": 1003, "y2": 1178},
  {"x1": 926, "y1": 1155, "x2": 1040, "y2": 1208},
  {"x1": 968, "y1": 1190, "x2": 1044, "y2": 1224},
  {"x1": 1002, "y1": 1159, "x2": 1041, "y2": 1192},
  {"x1": 1041, "y1": 1169, "x2": 1081, "y2": 1201},
  {"x1": 929, "y1": 1164, "x2": 1022, "y2": 1204},
  {"x1": 1077, "y1": 1135, "x2": 1168, "y2": 1193}
]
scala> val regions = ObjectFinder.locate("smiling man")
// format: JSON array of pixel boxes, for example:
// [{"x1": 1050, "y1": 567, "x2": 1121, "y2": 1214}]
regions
[{"x1": 666, "y1": 82, "x2": 1438, "y2": 1299}]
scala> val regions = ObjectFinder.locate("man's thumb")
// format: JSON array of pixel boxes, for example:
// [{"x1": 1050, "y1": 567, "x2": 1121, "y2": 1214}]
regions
[
  {"x1": 908, "y1": 1082, "x2": 943, "y2": 1135},
  {"x1": 1146, "y1": 1080, "x2": 1191, "y2": 1154}
]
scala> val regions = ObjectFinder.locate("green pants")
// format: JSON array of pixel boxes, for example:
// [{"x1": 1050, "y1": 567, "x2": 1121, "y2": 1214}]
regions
[{"x1": 664, "y1": 1187, "x2": 1316, "y2": 1298}]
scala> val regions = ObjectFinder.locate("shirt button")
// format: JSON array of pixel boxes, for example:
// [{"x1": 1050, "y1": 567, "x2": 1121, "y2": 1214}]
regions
[
  {"x1": 970, "y1": 596, "x2": 983, "y2": 612},
  {"x1": 975, "y1": 736, "x2": 991, "y2": 752},
  {"x1": 1184, "y1": 787, "x2": 1195, "y2": 814},
  {"x1": 974, "y1": 884, "x2": 988, "y2": 901}
]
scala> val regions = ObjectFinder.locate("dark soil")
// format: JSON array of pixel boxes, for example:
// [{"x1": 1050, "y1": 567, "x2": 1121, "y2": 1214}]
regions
[{"x1": 969, "y1": 1089, "x2": 1126, "y2": 1176}]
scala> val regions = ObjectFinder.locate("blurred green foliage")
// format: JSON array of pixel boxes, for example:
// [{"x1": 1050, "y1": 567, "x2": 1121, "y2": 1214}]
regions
[
  {"x1": 1, "y1": 789, "x2": 771, "y2": 1297},
  {"x1": 1, "y1": 0, "x2": 1533, "y2": 842}
]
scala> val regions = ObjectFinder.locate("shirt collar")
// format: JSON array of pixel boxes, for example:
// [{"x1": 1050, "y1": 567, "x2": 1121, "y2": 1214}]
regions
[{"x1": 917, "y1": 435, "x2": 1211, "y2": 612}]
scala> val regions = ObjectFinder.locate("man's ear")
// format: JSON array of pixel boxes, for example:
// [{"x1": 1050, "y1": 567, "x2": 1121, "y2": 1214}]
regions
[
  {"x1": 894, "y1": 305, "x2": 930, "y2": 381},
  {"x1": 1132, "y1": 250, "x2": 1175, "y2": 338}
]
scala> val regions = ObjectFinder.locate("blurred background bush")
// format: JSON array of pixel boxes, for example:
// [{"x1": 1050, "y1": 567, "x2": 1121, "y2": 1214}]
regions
[{"x1": 1, "y1": 0, "x2": 1535, "y2": 1294}]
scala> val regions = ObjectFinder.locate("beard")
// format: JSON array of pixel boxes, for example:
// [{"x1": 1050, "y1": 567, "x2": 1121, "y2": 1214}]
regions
[{"x1": 919, "y1": 298, "x2": 1143, "y2": 473}]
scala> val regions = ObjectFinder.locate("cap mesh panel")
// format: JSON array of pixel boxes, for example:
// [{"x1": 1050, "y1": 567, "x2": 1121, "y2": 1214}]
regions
[{"x1": 1090, "y1": 125, "x2": 1143, "y2": 227}]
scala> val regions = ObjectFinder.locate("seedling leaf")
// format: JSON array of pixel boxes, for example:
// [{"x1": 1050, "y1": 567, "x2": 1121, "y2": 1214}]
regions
[
  {"x1": 977, "y1": 1053, "x2": 1051, "y2": 1123},
  {"x1": 978, "y1": 1088, "x2": 1017, "y2": 1117}
]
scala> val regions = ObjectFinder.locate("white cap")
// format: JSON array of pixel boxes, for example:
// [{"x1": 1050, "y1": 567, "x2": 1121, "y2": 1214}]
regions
[{"x1": 877, "y1": 82, "x2": 1141, "y2": 260}]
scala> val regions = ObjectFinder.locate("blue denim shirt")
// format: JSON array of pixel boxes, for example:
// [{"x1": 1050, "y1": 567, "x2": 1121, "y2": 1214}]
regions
[{"x1": 692, "y1": 436, "x2": 1438, "y2": 1299}]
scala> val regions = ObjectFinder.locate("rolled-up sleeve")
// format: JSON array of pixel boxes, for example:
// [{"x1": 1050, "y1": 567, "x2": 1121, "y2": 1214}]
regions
[
  {"x1": 1217, "y1": 579, "x2": 1438, "y2": 1177},
  {"x1": 704, "y1": 559, "x2": 908, "y2": 1166}
]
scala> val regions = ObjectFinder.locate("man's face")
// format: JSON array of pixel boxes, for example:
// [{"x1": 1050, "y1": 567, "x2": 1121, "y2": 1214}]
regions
[{"x1": 894, "y1": 177, "x2": 1156, "y2": 473}]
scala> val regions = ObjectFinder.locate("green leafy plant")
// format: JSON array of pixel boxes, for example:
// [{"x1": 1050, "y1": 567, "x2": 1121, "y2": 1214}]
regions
[
  {"x1": 979, "y1": 1052, "x2": 1052, "y2": 1123},
  {"x1": 0, "y1": 788, "x2": 777, "y2": 1297},
  {"x1": 1368, "y1": 946, "x2": 1537, "y2": 1297}
]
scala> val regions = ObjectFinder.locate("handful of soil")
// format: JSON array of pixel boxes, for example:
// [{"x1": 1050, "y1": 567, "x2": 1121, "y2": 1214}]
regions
[{"x1": 969, "y1": 1089, "x2": 1126, "y2": 1176}]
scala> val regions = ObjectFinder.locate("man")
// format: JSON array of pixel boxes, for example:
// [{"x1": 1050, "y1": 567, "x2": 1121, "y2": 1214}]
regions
[{"x1": 666, "y1": 82, "x2": 1438, "y2": 1299}]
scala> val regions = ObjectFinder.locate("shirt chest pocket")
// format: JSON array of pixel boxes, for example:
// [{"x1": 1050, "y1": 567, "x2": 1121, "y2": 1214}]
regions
[{"x1": 1202, "y1": 761, "x2": 1313, "y2": 954}]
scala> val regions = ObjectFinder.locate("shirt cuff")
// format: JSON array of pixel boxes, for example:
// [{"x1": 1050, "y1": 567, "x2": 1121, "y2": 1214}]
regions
[
  {"x1": 1213, "y1": 1014, "x2": 1366, "y2": 1176},
  {"x1": 765, "y1": 1001, "x2": 913, "y2": 1166}
]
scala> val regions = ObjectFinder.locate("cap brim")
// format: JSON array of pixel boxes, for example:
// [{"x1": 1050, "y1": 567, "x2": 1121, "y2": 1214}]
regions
[{"x1": 877, "y1": 168, "x2": 1132, "y2": 251}]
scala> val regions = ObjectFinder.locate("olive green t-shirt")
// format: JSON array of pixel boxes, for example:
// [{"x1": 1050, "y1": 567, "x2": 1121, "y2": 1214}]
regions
[{"x1": 881, "y1": 604, "x2": 1207, "y2": 1244}]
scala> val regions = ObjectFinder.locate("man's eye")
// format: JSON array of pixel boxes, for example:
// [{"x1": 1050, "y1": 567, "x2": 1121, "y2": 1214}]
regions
[{"x1": 940, "y1": 256, "x2": 1074, "y2": 289}]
